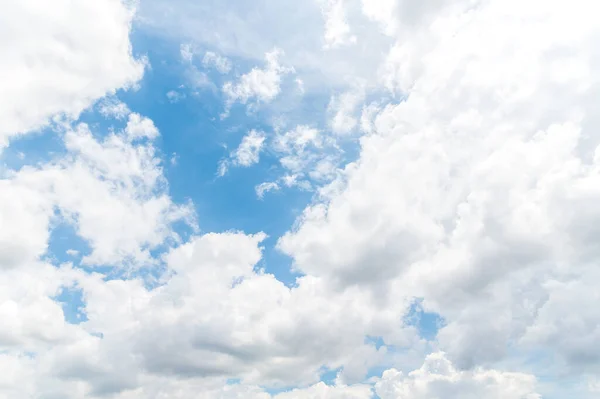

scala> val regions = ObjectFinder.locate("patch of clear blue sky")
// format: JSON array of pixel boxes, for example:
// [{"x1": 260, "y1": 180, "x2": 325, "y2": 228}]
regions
[
  {"x1": 118, "y1": 28, "x2": 345, "y2": 286},
  {"x1": 0, "y1": 126, "x2": 65, "y2": 173},
  {"x1": 54, "y1": 286, "x2": 87, "y2": 324},
  {"x1": 405, "y1": 298, "x2": 445, "y2": 341}
]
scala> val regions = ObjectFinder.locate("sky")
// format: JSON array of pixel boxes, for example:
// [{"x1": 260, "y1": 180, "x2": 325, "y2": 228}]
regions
[{"x1": 1, "y1": 0, "x2": 600, "y2": 398}]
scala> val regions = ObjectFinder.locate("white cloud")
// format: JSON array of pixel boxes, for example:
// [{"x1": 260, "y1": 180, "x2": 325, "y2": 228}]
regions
[
  {"x1": 180, "y1": 43, "x2": 194, "y2": 62},
  {"x1": 359, "y1": 102, "x2": 380, "y2": 134},
  {"x1": 0, "y1": 0, "x2": 144, "y2": 148},
  {"x1": 125, "y1": 113, "x2": 160, "y2": 141},
  {"x1": 256, "y1": 182, "x2": 280, "y2": 198},
  {"x1": 203, "y1": 51, "x2": 232, "y2": 74},
  {"x1": 233, "y1": 130, "x2": 267, "y2": 167},
  {"x1": 588, "y1": 376, "x2": 600, "y2": 393},
  {"x1": 360, "y1": 0, "x2": 398, "y2": 36},
  {"x1": 55, "y1": 122, "x2": 192, "y2": 266},
  {"x1": 1, "y1": 114, "x2": 192, "y2": 268},
  {"x1": 66, "y1": 249, "x2": 79, "y2": 257},
  {"x1": 327, "y1": 90, "x2": 364, "y2": 135},
  {"x1": 0, "y1": 177, "x2": 54, "y2": 269},
  {"x1": 54, "y1": 232, "x2": 415, "y2": 391},
  {"x1": 0, "y1": 112, "x2": 194, "y2": 396},
  {"x1": 295, "y1": 78, "x2": 305, "y2": 94},
  {"x1": 375, "y1": 352, "x2": 541, "y2": 399},
  {"x1": 0, "y1": 223, "x2": 421, "y2": 397},
  {"x1": 222, "y1": 49, "x2": 294, "y2": 115},
  {"x1": 279, "y1": 0, "x2": 600, "y2": 380},
  {"x1": 219, "y1": 130, "x2": 266, "y2": 175},
  {"x1": 257, "y1": 125, "x2": 341, "y2": 195},
  {"x1": 273, "y1": 125, "x2": 323, "y2": 154},
  {"x1": 0, "y1": 263, "x2": 83, "y2": 352},
  {"x1": 0, "y1": 350, "x2": 375, "y2": 399},
  {"x1": 275, "y1": 382, "x2": 371, "y2": 399},
  {"x1": 319, "y1": 0, "x2": 357, "y2": 49},
  {"x1": 98, "y1": 98, "x2": 131, "y2": 120}
]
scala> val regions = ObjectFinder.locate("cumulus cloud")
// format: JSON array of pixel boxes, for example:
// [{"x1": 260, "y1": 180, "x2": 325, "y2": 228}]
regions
[
  {"x1": 222, "y1": 49, "x2": 294, "y2": 115},
  {"x1": 280, "y1": 0, "x2": 600, "y2": 378},
  {"x1": 124, "y1": 113, "x2": 160, "y2": 140},
  {"x1": 98, "y1": 97, "x2": 131, "y2": 120},
  {"x1": 3, "y1": 230, "x2": 415, "y2": 397},
  {"x1": 1, "y1": 116, "x2": 192, "y2": 268},
  {"x1": 58, "y1": 125, "x2": 192, "y2": 266},
  {"x1": 375, "y1": 352, "x2": 540, "y2": 399},
  {"x1": 219, "y1": 130, "x2": 266, "y2": 175},
  {"x1": 0, "y1": 0, "x2": 144, "y2": 148},
  {"x1": 233, "y1": 130, "x2": 267, "y2": 167}
]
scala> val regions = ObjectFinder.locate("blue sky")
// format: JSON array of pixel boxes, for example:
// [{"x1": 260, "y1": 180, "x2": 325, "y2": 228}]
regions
[
  {"x1": 1, "y1": 1, "x2": 600, "y2": 398},
  {"x1": 121, "y1": 30, "x2": 351, "y2": 286}
]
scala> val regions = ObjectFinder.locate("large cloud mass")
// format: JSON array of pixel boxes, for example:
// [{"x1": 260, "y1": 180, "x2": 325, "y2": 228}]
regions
[
  {"x1": 280, "y1": 0, "x2": 600, "y2": 374},
  {"x1": 0, "y1": 0, "x2": 144, "y2": 147}
]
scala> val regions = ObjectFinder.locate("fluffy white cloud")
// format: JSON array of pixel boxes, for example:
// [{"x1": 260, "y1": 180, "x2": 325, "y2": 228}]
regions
[
  {"x1": 222, "y1": 49, "x2": 294, "y2": 115},
  {"x1": 327, "y1": 90, "x2": 364, "y2": 135},
  {"x1": 203, "y1": 51, "x2": 233, "y2": 74},
  {"x1": 232, "y1": 130, "x2": 267, "y2": 167},
  {"x1": 219, "y1": 130, "x2": 266, "y2": 175},
  {"x1": 0, "y1": 263, "x2": 83, "y2": 352},
  {"x1": 69, "y1": 232, "x2": 415, "y2": 389},
  {"x1": 274, "y1": 125, "x2": 325, "y2": 178},
  {"x1": 0, "y1": 226, "x2": 419, "y2": 397},
  {"x1": 360, "y1": 0, "x2": 398, "y2": 36},
  {"x1": 0, "y1": 177, "x2": 53, "y2": 269},
  {"x1": 253, "y1": 125, "x2": 344, "y2": 198},
  {"x1": 274, "y1": 125, "x2": 323, "y2": 154},
  {"x1": 375, "y1": 352, "x2": 540, "y2": 399},
  {"x1": 275, "y1": 382, "x2": 371, "y2": 399},
  {"x1": 0, "y1": 0, "x2": 144, "y2": 148},
  {"x1": 319, "y1": 0, "x2": 356, "y2": 48},
  {"x1": 125, "y1": 113, "x2": 160, "y2": 140},
  {"x1": 280, "y1": 0, "x2": 600, "y2": 380},
  {"x1": 0, "y1": 350, "x2": 374, "y2": 399},
  {"x1": 1, "y1": 114, "x2": 192, "y2": 268},
  {"x1": 51, "y1": 123, "x2": 191, "y2": 266},
  {"x1": 98, "y1": 97, "x2": 131, "y2": 120}
]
